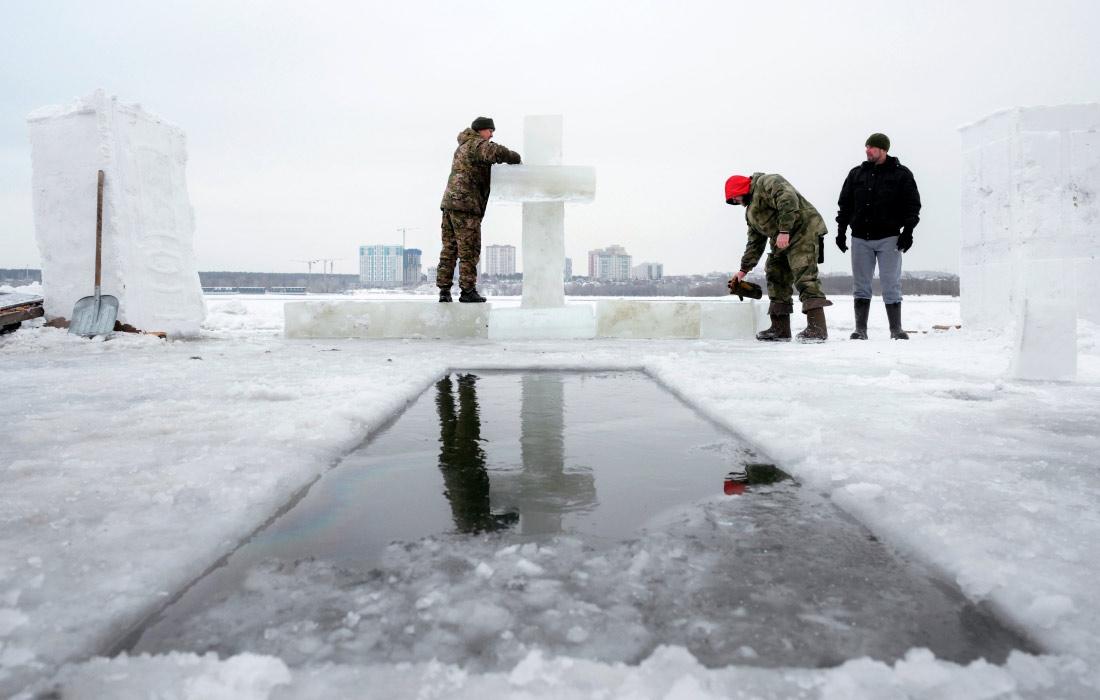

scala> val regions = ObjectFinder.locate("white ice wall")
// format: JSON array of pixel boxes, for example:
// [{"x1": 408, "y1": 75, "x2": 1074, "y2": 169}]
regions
[
  {"x1": 28, "y1": 90, "x2": 205, "y2": 337},
  {"x1": 959, "y1": 104, "x2": 1100, "y2": 329}
]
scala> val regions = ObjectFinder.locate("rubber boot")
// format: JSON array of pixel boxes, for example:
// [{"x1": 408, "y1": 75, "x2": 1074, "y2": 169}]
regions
[
  {"x1": 459, "y1": 288, "x2": 487, "y2": 303},
  {"x1": 439, "y1": 288, "x2": 452, "y2": 303},
  {"x1": 797, "y1": 307, "x2": 828, "y2": 342},
  {"x1": 850, "y1": 298, "x2": 870, "y2": 340},
  {"x1": 756, "y1": 314, "x2": 791, "y2": 341},
  {"x1": 885, "y1": 302, "x2": 908, "y2": 339}
]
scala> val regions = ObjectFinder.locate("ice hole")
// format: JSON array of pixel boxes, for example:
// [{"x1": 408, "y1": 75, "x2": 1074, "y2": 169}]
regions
[{"x1": 115, "y1": 371, "x2": 1035, "y2": 670}]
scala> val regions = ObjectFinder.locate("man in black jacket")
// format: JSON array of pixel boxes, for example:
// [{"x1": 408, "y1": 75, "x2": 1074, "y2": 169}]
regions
[{"x1": 835, "y1": 133, "x2": 921, "y2": 339}]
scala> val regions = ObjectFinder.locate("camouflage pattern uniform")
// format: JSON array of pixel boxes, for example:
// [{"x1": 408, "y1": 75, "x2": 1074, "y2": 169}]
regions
[
  {"x1": 738, "y1": 172, "x2": 831, "y2": 314},
  {"x1": 437, "y1": 128, "x2": 521, "y2": 291}
]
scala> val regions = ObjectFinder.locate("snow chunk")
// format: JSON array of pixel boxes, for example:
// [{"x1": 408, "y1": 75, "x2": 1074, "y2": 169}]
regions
[
  {"x1": 0, "y1": 608, "x2": 29, "y2": 635},
  {"x1": 1023, "y1": 594, "x2": 1075, "y2": 629},
  {"x1": 843, "y1": 483, "x2": 884, "y2": 500}
]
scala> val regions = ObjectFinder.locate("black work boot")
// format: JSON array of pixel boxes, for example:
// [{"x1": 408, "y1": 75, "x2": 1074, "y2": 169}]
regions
[
  {"x1": 851, "y1": 298, "x2": 870, "y2": 339},
  {"x1": 885, "y1": 302, "x2": 909, "y2": 339},
  {"x1": 797, "y1": 307, "x2": 829, "y2": 342},
  {"x1": 459, "y1": 288, "x2": 486, "y2": 303},
  {"x1": 439, "y1": 288, "x2": 452, "y2": 303},
  {"x1": 756, "y1": 314, "x2": 792, "y2": 341}
]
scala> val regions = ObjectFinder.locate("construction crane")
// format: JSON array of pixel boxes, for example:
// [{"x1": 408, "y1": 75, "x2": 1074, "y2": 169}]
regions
[
  {"x1": 317, "y1": 258, "x2": 345, "y2": 293},
  {"x1": 292, "y1": 259, "x2": 320, "y2": 291}
]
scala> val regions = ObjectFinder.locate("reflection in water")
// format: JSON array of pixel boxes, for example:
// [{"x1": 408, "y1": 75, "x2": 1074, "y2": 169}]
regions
[
  {"x1": 436, "y1": 374, "x2": 518, "y2": 533},
  {"x1": 724, "y1": 462, "x2": 792, "y2": 495},
  {"x1": 435, "y1": 372, "x2": 598, "y2": 537},
  {"x1": 516, "y1": 374, "x2": 597, "y2": 535}
]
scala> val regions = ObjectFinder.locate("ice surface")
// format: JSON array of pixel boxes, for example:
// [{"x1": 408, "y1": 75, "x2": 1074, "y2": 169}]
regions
[
  {"x1": 4, "y1": 291, "x2": 1100, "y2": 698},
  {"x1": 27, "y1": 90, "x2": 205, "y2": 337},
  {"x1": 117, "y1": 358, "x2": 1035, "y2": 673},
  {"x1": 128, "y1": 491, "x2": 1032, "y2": 672}
]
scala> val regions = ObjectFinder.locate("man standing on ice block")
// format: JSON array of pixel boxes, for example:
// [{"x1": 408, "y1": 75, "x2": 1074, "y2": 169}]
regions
[
  {"x1": 436, "y1": 116, "x2": 521, "y2": 303},
  {"x1": 727, "y1": 173, "x2": 832, "y2": 342},
  {"x1": 835, "y1": 133, "x2": 922, "y2": 340}
]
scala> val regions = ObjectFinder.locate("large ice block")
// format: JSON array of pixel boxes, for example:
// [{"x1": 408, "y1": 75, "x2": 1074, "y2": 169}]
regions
[
  {"x1": 285, "y1": 301, "x2": 490, "y2": 339},
  {"x1": 594, "y1": 300, "x2": 759, "y2": 339},
  {"x1": 959, "y1": 103, "x2": 1100, "y2": 328},
  {"x1": 596, "y1": 300, "x2": 702, "y2": 339},
  {"x1": 487, "y1": 306, "x2": 596, "y2": 340},
  {"x1": 700, "y1": 300, "x2": 760, "y2": 339},
  {"x1": 1010, "y1": 260, "x2": 1077, "y2": 380},
  {"x1": 28, "y1": 90, "x2": 205, "y2": 338},
  {"x1": 489, "y1": 165, "x2": 596, "y2": 203}
]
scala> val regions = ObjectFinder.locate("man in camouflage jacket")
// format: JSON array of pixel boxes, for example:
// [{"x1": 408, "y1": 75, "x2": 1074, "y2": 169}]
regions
[
  {"x1": 436, "y1": 116, "x2": 521, "y2": 303},
  {"x1": 727, "y1": 172, "x2": 833, "y2": 342}
]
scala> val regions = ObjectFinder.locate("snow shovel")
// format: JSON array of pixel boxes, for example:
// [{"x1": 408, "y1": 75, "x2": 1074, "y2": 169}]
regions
[{"x1": 69, "y1": 170, "x2": 119, "y2": 337}]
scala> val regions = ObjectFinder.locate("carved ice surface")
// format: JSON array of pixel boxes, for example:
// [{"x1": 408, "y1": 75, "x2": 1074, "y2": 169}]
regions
[{"x1": 489, "y1": 166, "x2": 596, "y2": 203}]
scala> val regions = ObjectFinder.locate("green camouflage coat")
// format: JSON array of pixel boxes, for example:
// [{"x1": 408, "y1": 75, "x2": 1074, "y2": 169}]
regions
[
  {"x1": 738, "y1": 172, "x2": 829, "y2": 305},
  {"x1": 739, "y1": 172, "x2": 828, "y2": 271},
  {"x1": 440, "y1": 128, "x2": 522, "y2": 215}
]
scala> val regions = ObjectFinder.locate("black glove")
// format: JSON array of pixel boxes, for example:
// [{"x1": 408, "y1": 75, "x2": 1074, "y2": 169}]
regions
[
  {"x1": 818, "y1": 235, "x2": 825, "y2": 264},
  {"x1": 835, "y1": 230, "x2": 848, "y2": 253},
  {"x1": 897, "y1": 228, "x2": 913, "y2": 253}
]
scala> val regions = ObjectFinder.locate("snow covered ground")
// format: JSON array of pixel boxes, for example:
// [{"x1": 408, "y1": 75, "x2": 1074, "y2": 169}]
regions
[{"x1": 2, "y1": 285, "x2": 1099, "y2": 699}]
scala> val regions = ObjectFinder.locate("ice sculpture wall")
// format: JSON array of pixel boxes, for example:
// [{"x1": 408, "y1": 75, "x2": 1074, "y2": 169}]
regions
[
  {"x1": 960, "y1": 104, "x2": 1100, "y2": 379},
  {"x1": 28, "y1": 90, "x2": 205, "y2": 337}
]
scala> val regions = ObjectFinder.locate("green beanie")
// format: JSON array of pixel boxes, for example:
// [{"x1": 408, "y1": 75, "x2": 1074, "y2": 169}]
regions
[
  {"x1": 866, "y1": 133, "x2": 890, "y2": 151},
  {"x1": 471, "y1": 116, "x2": 495, "y2": 131}
]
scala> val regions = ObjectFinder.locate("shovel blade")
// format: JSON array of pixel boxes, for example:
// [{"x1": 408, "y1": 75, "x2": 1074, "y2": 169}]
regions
[{"x1": 69, "y1": 294, "x2": 120, "y2": 337}]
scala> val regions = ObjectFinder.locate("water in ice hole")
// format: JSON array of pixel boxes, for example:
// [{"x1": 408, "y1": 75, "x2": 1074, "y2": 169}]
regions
[{"x1": 118, "y1": 371, "x2": 1035, "y2": 670}]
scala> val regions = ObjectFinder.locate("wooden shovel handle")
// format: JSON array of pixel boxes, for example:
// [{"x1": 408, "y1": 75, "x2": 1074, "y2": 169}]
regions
[{"x1": 95, "y1": 170, "x2": 104, "y2": 287}]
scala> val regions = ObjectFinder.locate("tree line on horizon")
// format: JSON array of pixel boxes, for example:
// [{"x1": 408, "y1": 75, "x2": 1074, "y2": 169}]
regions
[{"x1": 2, "y1": 269, "x2": 959, "y2": 297}]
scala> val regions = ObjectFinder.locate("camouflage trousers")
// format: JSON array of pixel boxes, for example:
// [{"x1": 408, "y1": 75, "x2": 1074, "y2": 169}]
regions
[
  {"x1": 436, "y1": 209, "x2": 483, "y2": 292},
  {"x1": 765, "y1": 232, "x2": 828, "y2": 314}
]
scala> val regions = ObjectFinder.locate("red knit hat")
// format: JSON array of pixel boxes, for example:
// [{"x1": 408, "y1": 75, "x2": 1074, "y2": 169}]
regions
[{"x1": 725, "y1": 175, "x2": 751, "y2": 201}]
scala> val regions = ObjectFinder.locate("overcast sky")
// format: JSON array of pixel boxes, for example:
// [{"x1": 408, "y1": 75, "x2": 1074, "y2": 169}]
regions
[{"x1": 2, "y1": 0, "x2": 1099, "y2": 278}]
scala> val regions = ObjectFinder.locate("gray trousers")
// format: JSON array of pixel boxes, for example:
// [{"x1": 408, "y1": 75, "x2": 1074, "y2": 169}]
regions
[{"x1": 851, "y1": 236, "x2": 903, "y2": 304}]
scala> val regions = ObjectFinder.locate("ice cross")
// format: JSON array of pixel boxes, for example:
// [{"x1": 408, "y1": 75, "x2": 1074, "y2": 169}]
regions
[{"x1": 490, "y1": 115, "x2": 596, "y2": 308}]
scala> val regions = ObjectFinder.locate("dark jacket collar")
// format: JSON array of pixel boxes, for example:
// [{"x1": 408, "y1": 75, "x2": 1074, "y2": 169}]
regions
[{"x1": 862, "y1": 155, "x2": 899, "y2": 170}]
